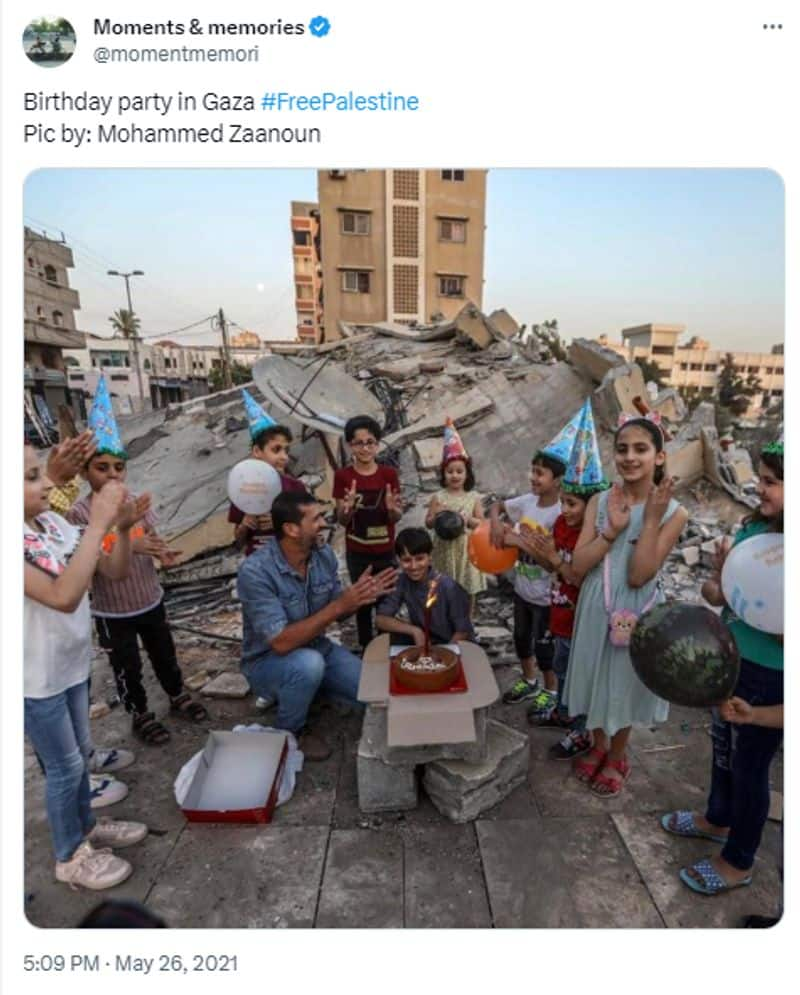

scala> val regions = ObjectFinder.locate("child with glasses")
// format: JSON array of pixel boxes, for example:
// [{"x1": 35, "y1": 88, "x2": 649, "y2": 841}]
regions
[{"x1": 333, "y1": 415, "x2": 403, "y2": 650}]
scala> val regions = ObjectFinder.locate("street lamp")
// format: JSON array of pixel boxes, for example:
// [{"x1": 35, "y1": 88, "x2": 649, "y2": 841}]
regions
[{"x1": 108, "y1": 269, "x2": 145, "y2": 404}]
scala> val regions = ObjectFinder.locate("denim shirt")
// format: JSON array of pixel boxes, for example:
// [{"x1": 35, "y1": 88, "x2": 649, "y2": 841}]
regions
[{"x1": 238, "y1": 539, "x2": 343, "y2": 665}]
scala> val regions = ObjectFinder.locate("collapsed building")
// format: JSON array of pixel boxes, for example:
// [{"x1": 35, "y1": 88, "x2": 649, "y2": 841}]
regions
[{"x1": 108, "y1": 304, "x2": 766, "y2": 644}]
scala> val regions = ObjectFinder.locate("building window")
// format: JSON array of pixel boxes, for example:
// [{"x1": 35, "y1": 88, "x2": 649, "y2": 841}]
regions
[
  {"x1": 91, "y1": 358, "x2": 97, "y2": 367},
  {"x1": 296, "y1": 283, "x2": 314, "y2": 300},
  {"x1": 393, "y1": 205, "x2": 419, "y2": 257},
  {"x1": 143, "y1": 359, "x2": 152, "y2": 370},
  {"x1": 69, "y1": 373, "x2": 85, "y2": 382},
  {"x1": 747, "y1": 365, "x2": 759, "y2": 374},
  {"x1": 342, "y1": 270, "x2": 371, "y2": 293},
  {"x1": 439, "y1": 275, "x2": 465, "y2": 298},
  {"x1": 439, "y1": 219, "x2": 466, "y2": 243},
  {"x1": 36, "y1": 305, "x2": 45, "y2": 320},
  {"x1": 704, "y1": 363, "x2": 717, "y2": 372},
  {"x1": 775, "y1": 367, "x2": 783, "y2": 375},
  {"x1": 690, "y1": 363, "x2": 702, "y2": 371},
  {"x1": 341, "y1": 211, "x2": 370, "y2": 235},
  {"x1": 110, "y1": 374, "x2": 128, "y2": 382},
  {"x1": 44, "y1": 264, "x2": 58, "y2": 285},
  {"x1": 211, "y1": 358, "x2": 222, "y2": 369},
  {"x1": 441, "y1": 170, "x2": 465, "y2": 182},
  {"x1": 652, "y1": 345, "x2": 675, "y2": 355},
  {"x1": 51, "y1": 310, "x2": 64, "y2": 327},
  {"x1": 293, "y1": 230, "x2": 311, "y2": 247},
  {"x1": 734, "y1": 365, "x2": 745, "y2": 373},
  {"x1": 771, "y1": 389, "x2": 783, "y2": 397},
  {"x1": 701, "y1": 386, "x2": 715, "y2": 396},
  {"x1": 27, "y1": 256, "x2": 35, "y2": 268}
]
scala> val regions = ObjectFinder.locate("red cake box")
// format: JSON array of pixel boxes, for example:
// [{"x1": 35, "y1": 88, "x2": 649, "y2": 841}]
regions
[{"x1": 180, "y1": 730, "x2": 289, "y2": 824}]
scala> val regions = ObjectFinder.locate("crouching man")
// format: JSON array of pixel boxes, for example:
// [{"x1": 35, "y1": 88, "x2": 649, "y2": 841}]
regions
[{"x1": 238, "y1": 491, "x2": 397, "y2": 760}]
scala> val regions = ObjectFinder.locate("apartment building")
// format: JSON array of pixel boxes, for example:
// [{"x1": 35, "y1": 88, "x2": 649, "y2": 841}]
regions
[
  {"x1": 603, "y1": 324, "x2": 784, "y2": 413},
  {"x1": 24, "y1": 228, "x2": 87, "y2": 429},
  {"x1": 290, "y1": 201, "x2": 323, "y2": 344},
  {"x1": 291, "y1": 169, "x2": 487, "y2": 344}
]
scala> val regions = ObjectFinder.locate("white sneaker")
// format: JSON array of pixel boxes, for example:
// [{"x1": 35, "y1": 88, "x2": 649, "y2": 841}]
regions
[
  {"x1": 55, "y1": 840, "x2": 132, "y2": 891},
  {"x1": 88, "y1": 818, "x2": 148, "y2": 849},
  {"x1": 255, "y1": 695, "x2": 275, "y2": 710},
  {"x1": 90, "y1": 747, "x2": 135, "y2": 774},
  {"x1": 89, "y1": 774, "x2": 129, "y2": 809}
]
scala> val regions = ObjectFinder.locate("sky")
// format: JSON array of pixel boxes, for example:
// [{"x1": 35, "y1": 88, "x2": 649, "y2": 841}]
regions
[{"x1": 24, "y1": 168, "x2": 784, "y2": 353}]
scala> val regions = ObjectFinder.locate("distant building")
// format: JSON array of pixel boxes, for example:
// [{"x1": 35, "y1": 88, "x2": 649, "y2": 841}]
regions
[
  {"x1": 290, "y1": 201, "x2": 323, "y2": 344},
  {"x1": 600, "y1": 323, "x2": 784, "y2": 414},
  {"x1": 291, "y1": 170, "x2": 487, "y2": 344},
  {"x1": 24, "y1": 227, "x2": 87, "y2": 433}
]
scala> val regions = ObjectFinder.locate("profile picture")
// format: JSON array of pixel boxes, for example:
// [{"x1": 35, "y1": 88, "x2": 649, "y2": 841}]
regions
[{"x1": 23, "y1": 16, "x2": 76, "y2": 66}]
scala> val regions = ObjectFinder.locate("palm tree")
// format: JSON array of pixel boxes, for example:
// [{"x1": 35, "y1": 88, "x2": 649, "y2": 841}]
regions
[{"x1": 109, "y1": 309, "x2": 141, "y2": 340}]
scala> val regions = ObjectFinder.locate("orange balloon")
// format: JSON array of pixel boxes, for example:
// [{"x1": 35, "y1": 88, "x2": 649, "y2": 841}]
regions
[{"x1": 468, "y1": 521, "x2": 518, "y2": 574}]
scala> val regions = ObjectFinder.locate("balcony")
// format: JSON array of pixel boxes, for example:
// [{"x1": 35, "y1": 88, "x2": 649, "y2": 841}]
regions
[{"x1": 24, "y1": 319, "x2": 86, "y2": 350}]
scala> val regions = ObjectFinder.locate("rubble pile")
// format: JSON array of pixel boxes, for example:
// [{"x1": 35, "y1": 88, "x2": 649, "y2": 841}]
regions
[{"x1": 106, "y1": 304, "x2": 772, "y2": 639}]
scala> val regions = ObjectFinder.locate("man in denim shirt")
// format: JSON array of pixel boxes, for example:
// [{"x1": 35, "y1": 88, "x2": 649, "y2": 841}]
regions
[{"x1": 238, "y1": 491, "x2": 397, "y2": 760}]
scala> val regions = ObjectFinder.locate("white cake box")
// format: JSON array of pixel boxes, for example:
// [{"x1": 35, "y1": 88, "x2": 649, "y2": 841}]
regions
[{"x1": 180, "y1": 730, "x2": 289, "y2": 824}]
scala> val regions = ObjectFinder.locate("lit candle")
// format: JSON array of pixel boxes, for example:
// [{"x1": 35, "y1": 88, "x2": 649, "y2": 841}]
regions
[{"x1": 423, "y1": 578, "x2": 439, "y2": 658}]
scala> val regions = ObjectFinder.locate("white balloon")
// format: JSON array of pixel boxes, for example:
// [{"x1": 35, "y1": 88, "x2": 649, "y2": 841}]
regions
[
  {"x1": 721, "y1": 532, "x2": 783, "y2": 634},
  {"x1": 227, "y1": 459, "x2": 282, "y2": 515}
]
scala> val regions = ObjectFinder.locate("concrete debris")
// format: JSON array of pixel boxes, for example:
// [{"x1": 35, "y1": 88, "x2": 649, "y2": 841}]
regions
[
  {"x1": 89, "y1": 702, "x2": 111, "y2": 720},
  {"x1": 184, "y1": 669, "x2": 211, "y2": 691},
  {"x1": 200, "y1": 672, "x2": 251, "y2": 698},
  {"x1": 422, "y1": 720, "x2": 529, "y2": 823}
]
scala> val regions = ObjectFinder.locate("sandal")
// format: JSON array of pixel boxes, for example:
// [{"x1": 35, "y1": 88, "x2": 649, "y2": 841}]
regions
[
  {"x1": 661, "y1": 810, "x2": 729, "y2": 845},
  {"x1": 132, "y1": 711, "x2": 170, "y2": 745},
  {"x1": 679, "y1": 858, "x2": 752, "y2": 896},
  {"x1": 169, "y1": 692, "x2": 209, "y2": 723},
  {"x1": 573, "y1": 747, "x2": 607, "y2": 784},
  {"x1": 591, "y1": 756, "x2": 631, "y2": 797}
]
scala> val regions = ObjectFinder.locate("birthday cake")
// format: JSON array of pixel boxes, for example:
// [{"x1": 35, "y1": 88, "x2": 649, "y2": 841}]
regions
[{"x1": 391, "y1": 646, "x2": 459, "y2": 693}]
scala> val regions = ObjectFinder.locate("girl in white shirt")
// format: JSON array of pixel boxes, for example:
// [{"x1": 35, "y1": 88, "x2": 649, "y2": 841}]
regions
[{"x1": 24, "y1": 444, "x2": 150, "y2": 891}]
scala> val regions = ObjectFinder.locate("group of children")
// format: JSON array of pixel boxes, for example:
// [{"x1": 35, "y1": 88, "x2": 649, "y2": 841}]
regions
[{"x1": 24, "y1": 373, "x2": 783, "y2": 906}]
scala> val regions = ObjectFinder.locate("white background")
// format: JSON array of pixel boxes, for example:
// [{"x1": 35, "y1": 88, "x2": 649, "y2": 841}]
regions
[{"x1": 2, "y1": 1, "x2": 795, "y2": 992}]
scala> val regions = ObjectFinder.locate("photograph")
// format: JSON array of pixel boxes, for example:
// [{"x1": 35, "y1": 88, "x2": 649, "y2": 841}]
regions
[{"x1": 22, "y1": 167, "x2": 784, "y2": 930}]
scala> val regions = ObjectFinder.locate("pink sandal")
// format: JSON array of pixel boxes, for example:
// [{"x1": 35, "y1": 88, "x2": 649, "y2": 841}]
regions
[
  {"x1": 573, "y1": 747, "x2": 606, "y2": 784},
  {"x1": 591, "y1": 756, "x2": 631, "y2": 797}
]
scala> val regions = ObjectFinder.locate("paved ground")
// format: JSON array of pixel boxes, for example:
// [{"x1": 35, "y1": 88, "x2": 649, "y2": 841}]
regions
[{"x1": 24, "y1": 637, "x2": 782, "y2": 929}]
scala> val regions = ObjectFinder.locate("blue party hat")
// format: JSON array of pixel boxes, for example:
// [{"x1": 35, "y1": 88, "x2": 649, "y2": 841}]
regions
[
  {"x1": 88, "y1": 374, "x2": 127, "y2": 459},
  {"x1": 561, "y1": 400, "x2": 609, "y2": 496},
  {"x1": 241, "y1": 387, "x2": 276, "y2": 441},
  {"x1": 537, "y1": 407, "x2": 583, "y2": 470}
]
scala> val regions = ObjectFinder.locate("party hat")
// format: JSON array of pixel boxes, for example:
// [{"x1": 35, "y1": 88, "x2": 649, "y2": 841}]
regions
[
  {"x1": 561, "y1": 399, "x2": 609, "y2": 496},
  {"x1": 241, "y1": 387, "x2": 276, "y2": 441},
  {"x1": 442, "y1": 417, "x2": 469, "y2": 465},
  {"x1": 87, "y1": 374, "x2": 126, "y2": 459},
  {"x1": 536, "y1": 407, "x2": 583, "y2": 470}
]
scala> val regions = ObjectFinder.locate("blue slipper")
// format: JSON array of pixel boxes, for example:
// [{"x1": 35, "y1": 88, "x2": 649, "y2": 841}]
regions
[
  {"x1": 661, "y1": 811, "x2": 728, "y2": 845},
  {"x1": 679, "y1": 859, "x2": 752, "y2": 896}
]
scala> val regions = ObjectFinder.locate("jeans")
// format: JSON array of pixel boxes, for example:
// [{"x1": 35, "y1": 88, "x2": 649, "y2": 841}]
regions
[
  {"x1": 706, "y1": 657, "x2": 783, "y2": 872},
  {"x1": 95, "y1": 600, "x2": 184, "y2": 715},
  {"x1": 552, "y1": 636, "x2": 586, "y2": 729},
  {"x1": 346, "y1": 550, "x2": 396, "y2": 649},
  {"x1": 242, "y1": 638, "x2": 363, "y2": 733},
  {"x1": 24, "y1": 680, "x2": 96, "y2": 862},
  {"x1": 512, "y1": 595, "x2": 554, "y2": 670}
]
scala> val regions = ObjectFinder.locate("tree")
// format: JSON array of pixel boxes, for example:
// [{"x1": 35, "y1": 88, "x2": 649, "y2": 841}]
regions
[
  {"x1": 636, "y1": 358, "x2": 666, "y2": 388},
  {"x1": 717, "y1": 352, "x2": 760, "y2": 416},
  {"x1": 109, "y1": 309, "x2": 141, "y2": 340},
  {"x1": 531, "y1": 319, "x2": 567, "y2": 362},
  {"x1": 209, "y1": 361, "x2": 252, "y2": 392}
]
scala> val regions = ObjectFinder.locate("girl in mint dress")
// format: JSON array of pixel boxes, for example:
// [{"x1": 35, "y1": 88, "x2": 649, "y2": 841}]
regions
[{"x1": 563, "y1": 416, "x2": 687, "y2": 797}]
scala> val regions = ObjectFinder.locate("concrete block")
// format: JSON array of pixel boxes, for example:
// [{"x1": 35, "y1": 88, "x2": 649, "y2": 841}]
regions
[
  {"x1": 361, "y1": 704, "x2": 489, "y2": 767},
  {"x1": 201, "y1": 671, "x2": 251, "y2": 698},
  {"x1": 681, "y1": 545, "x2": 700, "y2": 567},
  {"x1": 422, "y1": 719, "x2": 529, "y2": 823},
  {"x1": 357, "y1": 723, "x2": 418, "y2": 813},
  {"x1": 569, "y1": 338, "x2": 625, "y2": 384}
]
